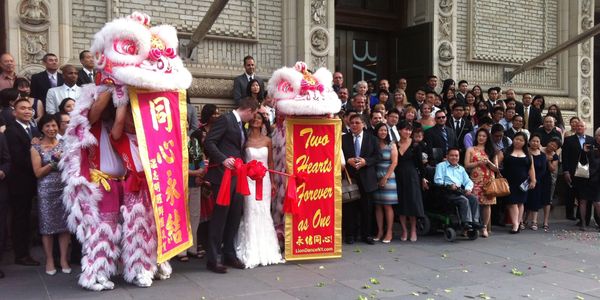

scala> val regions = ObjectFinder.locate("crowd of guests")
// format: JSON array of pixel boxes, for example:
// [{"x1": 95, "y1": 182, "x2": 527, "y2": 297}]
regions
[
  {"x1": 336, "y1": 74, "x2": 600, "y2": 244},
  {"x1": 1, "y1": 49, "x2": 600, "y2": 280}
]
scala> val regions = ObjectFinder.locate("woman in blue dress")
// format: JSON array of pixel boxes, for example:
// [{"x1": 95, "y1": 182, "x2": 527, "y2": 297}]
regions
[
  {"x1": 372, "y1": 123, "x2": 398, "y2": 243},
  {"x1": 501, "y1": 132, "x2": 536, "y2": 233}
]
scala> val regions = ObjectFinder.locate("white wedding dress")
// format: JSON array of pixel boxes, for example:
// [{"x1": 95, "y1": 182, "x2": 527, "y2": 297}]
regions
[{"x1": 235, "y1": 147, "x2": 284, "y2": 268}]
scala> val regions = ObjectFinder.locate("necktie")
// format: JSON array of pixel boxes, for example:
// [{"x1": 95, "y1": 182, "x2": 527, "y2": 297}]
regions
[
  {"x1": 26, "y1": 126, "x2": 33, "y2": 139},
  {"x1": 524, "y1": 107, "x2": 529, "y2": 129},
  {"x1": 455, "y1": 120, "x2": 460, "y2": 131},
  {"x1": 88, "y1": 72, "x2": 93, "y2": 82},
  {"x1": 354, "y1": 134, "x2": 361, "y2": 158},
  {"x1": 441, "y1": 127, "x2": 448, "y2": 152},
  {"x1": 390, "y1": 127, "x2": 398, "y2": 143},
  {"x1": 50, "y1": 74, "x2": 57, "y2": 87},
  {"x1": 238, "y1": 121, "x2": 245, "y2": 145}
]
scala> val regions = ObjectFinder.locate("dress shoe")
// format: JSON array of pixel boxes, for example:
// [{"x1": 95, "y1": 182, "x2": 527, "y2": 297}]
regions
[
  {"x1": 344, "y1": 237, "x2": 355, "y2": 244},
  {"x1": 46, "y1": 269, "x2": 57, "y2": 276},
  {"x1": 15, "y1": 256, "x2": 40, "y2": 266},
  {"x1": 0, "y1": 269, "x2": 4, "y2": 279},
  {"x1": 206, "y1": 262, "x2": 227, "y2": 274},
  {"x1": 223, "y1": 257, "x2": 245, "y2": 269},
  {"x1": 362, "y1": 237, "x2": 375, "y2": 245},
  {"x1": 382, "y1": 239, "x2": 391, "y2": 244},
  {"x1": 62, "y1": 267, "x2": 72, "y2": 274}
]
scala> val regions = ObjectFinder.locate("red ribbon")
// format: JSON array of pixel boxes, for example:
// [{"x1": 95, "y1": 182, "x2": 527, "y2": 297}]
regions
[
  {"x1": 282, "y1": 171, "x2": 308, "y2": 216},
  {"x1": 215, "y1": 158, "x2": 250, "y2": 206},
  {"x1": 246, "y1": 160, "x2": 268, "y2": 200}
]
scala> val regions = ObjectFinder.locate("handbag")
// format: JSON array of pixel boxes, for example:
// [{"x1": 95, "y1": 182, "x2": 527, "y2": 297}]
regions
[
  {"x1": 519, "y1": 179, "x2": 529, "y2": 192},
  {"x1": 574, "y1": 152, "x2": 590, "y2": 178},
  {"x1": 483, "y1": 173, "x2": 510, "y2": 197},
  {"x1": 342, "y1": 168, "x2": 361, "y2": 203}
]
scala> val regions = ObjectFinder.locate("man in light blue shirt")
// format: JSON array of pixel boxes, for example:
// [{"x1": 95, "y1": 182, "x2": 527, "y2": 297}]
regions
[{"x1": 434, "y1": 148, "x2": 481, "y2": 229}]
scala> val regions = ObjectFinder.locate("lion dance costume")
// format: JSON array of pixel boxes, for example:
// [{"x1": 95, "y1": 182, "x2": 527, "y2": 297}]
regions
[{"x1": 61, "y1": 12, "x2": 192, "y2": 291}]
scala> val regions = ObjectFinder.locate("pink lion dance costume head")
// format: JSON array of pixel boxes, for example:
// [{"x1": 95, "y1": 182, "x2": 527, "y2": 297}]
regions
[
  {"x1": 266, "y1": 62, "x2": 341, "y2": 240},
  {"x1": 61, "y1": 12, "x2": 191, "y2": 291}
]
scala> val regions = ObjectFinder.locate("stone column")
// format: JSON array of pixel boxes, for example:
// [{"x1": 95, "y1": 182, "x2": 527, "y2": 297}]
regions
[
  {"x1": 569, "y1": 0, "x2": 594, "y2": 131},
  {"x1": 293, "y1": 0, "x2": 335, "y2": 71},
  {"x1": 433, "y1": 0, "x2": 457, "y2": 82},
  {"x1": 6, "y1": 0, "x2": 74, "y2": 77}
]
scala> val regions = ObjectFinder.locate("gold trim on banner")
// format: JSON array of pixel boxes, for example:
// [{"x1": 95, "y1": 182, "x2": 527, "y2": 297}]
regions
[
  {"x1": 284, "y1": 117, "x2": 342, "y2": 261},
  {"x1": 129, "y1": 87, "x2": 192, "y2": 263}
]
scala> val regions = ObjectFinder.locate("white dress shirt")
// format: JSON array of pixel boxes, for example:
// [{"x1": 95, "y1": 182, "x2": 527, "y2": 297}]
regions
[{"x1": 45, "y1": 84, "x2": 82, "y2": 114}]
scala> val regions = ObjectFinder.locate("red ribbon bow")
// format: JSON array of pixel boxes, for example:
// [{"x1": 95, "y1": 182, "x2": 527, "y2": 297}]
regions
[
  {"x1": 246, "y1": 160, "x2": 268, "y2": 200},
  {"x1": 216, "y1": 158, "x2": 250, "y2": 206}
]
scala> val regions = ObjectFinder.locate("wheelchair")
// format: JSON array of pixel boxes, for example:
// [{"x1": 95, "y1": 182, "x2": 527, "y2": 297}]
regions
[{"x1": 416, "y1": 165, "x2": 479, "y2": 242}]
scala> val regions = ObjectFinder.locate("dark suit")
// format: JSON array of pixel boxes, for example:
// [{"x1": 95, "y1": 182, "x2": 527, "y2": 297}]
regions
[
  {"x1": 30, "y1": 71, "x2": 63, "y2": 105},
  {"x1": 342, "y1": 131, "x2": 381, "y2": 240},
  {"x1": 5, "y1": 121, "x2": 40, "y2": 259},
  {"x1": 562, "y1": 134, "x2": 595, "y2": 223},
  {"x1": 0, "y1": 134, "x2": 11, "y2": 262},
  {"x1": 447, "y1": 117, "x2": 472, "y2": 151},
  {"x1": 76, "y1": 68, "x2": 94, "y2": 86},
  {"x1": 232, "y1": 74, "x2": 264, "y2": 105},
  {"x1": 485, "y1": 99, "x2": 498, "y2": 113},
  {"x1": 522, "y1": 106, "x2": 543, "y2": 132},
  {"x1": 424, "y1": 124, "x2": 457, "y2": 159},
  {"x1": 203, "y1": 111, "x2": 246, "y2": 264},
  {"x1": 456, "y1": 93, "x2": 466, "y2": 105}
]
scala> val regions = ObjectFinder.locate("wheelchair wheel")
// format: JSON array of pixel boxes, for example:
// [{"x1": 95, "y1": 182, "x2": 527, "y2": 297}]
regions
[
  {"x1": 467, "y1": 229, "x2": 479, "y2": 240},
  {"x1": 416, "y1": 216, "x2": 431, "y2": 236},
  {"x1": 444, "y1": 227, "x2": 456, "y2": 242}
]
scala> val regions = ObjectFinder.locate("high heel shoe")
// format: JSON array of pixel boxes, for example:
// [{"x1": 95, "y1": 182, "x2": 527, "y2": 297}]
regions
[
  {"x1": 481, "y1": 226, "x2": 489, "y2": 238},
  {"x1": 46, "y1": 269, "x2": 57, "y2": 276}
]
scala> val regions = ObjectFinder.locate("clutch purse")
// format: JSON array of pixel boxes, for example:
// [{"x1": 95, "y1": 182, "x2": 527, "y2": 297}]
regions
[{"x1": 519, "y1": 179, "x2": 529, "y2": 192}]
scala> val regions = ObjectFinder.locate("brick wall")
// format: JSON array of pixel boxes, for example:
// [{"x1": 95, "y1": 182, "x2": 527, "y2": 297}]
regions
[
  {"x1": 455, "y1": 0, "x2": 561, "y2": 90},
  {"x1": 71, "y1": 0, "x2": 283, "y2": 77}
]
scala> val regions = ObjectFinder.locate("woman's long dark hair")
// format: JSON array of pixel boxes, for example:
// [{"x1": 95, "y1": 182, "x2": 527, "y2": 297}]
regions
[
  {"x1": 546, "y1": 104, "x2": 564, "y2": 128},
  {"x1": 471, "y1": 85, "x2": 484, "y2": 102},
  {"x1": 245, "y1": 79, "x2": 264, "y2": 102},
  {"x1": 506, "y1": 132, "x2": 530, "y2": 157},
  {"x1": 474, "y1": 128, "x2": 495, "y2": 161},
  {"x1": 200, "y1": 104, "x2": 218, "y2": 125},
  {"x1": 13, "y1": 77, "x2": 31, "y2": 98},
  {"x1": 373, "y1": 122, "x2": 390, "y2": 144}
]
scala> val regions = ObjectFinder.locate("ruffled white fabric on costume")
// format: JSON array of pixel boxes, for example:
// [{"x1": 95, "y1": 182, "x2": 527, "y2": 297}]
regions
[{"x1": 235, "y1": 147, "x2": 284, "y2": 269}]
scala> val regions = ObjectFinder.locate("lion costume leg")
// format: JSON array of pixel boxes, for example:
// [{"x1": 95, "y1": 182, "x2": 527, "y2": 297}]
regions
[
  {"x1": 121, "y1": 186, "x2": 158, "y2": 287},
  {"x1": 79, "y1": 180, "x2": 123, "y2": 291}
]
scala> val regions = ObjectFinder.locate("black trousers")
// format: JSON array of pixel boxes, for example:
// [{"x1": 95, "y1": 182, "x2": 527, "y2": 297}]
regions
[
  {"x1": 0, "y1": 194, "x2": 7, "y2": 261},
  {"x1": 343, "y1": 178, "x2": 373, "y2": 240},
  {"x1": 9, "y1": 192, "x2": 34, "y2": 259},
  {"x1": 206, "y1": 180, "x2": 243, "y2": 264}
]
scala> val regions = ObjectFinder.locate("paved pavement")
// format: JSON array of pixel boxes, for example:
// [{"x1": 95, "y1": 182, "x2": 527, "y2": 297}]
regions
[{"x1": 1, "y1": 219, "x2": 600, "y2": 300}]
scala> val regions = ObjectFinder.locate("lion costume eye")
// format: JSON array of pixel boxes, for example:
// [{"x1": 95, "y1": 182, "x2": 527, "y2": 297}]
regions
[{"x1": 113, "y1": 38, "x2": 139, "y2": 55}]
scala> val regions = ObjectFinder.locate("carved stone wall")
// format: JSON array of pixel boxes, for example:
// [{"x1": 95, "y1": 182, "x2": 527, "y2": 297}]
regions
[
  {"x1": 433, "y1": 0, "x2": 457, "y2": 81},
  {"x1": 576, "y1": 0, "x2": 594, "y2": 126},
  {"x1": 15, "y1": 0, "x2": 51, "y2": 76}
]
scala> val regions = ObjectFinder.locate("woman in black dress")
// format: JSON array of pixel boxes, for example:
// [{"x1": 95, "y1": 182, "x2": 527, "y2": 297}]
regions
[
  {"x1": 502, "y1": 132, "x2": 536, "y2": 233},
  {"x1": 523, "y1": 134, "x2": 547, "y2": 231},
  {"x1": 395, "y1": 120, "x2": 425, "y2": 242}
]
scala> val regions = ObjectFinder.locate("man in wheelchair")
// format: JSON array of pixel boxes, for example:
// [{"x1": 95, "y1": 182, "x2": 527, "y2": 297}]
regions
[{"x1": 432, "y1": 148, "x2": 483, "y2": 230}]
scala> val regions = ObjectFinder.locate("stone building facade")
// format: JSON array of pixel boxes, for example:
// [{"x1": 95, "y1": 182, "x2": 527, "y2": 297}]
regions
[{"x1": 2, "y1": 0, "x2": 595, "y2": 129}]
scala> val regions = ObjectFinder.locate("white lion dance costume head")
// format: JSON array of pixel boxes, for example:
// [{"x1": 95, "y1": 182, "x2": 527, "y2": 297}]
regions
[
  {"x1": 267, "y1": 62, "x2": 341, "y2": 239},
  {"x1": 61, "y1": 12, "x2": 191, "y2": 291}
]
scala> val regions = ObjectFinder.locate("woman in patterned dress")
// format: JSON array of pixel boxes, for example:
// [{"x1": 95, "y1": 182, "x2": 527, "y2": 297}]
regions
[
  {"x1": 372, "y1": 123, "x2": 398, "y2": 243},
  {"x1": 464, "y1": 128, "x2": 499, "y2": 238},
  {"x1": 30, "y1": 114, "x2": 68, "y2": 275}
]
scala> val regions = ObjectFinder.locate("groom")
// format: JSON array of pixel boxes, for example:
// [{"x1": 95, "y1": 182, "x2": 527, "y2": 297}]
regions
[{"x1": 204, "y1": 96, "x2": 260, "y2": 273}]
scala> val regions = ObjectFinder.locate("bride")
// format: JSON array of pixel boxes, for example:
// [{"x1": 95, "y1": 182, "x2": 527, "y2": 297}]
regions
[{"x1": 235, "y1": 112, "x2": 284, "y2": 268}]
